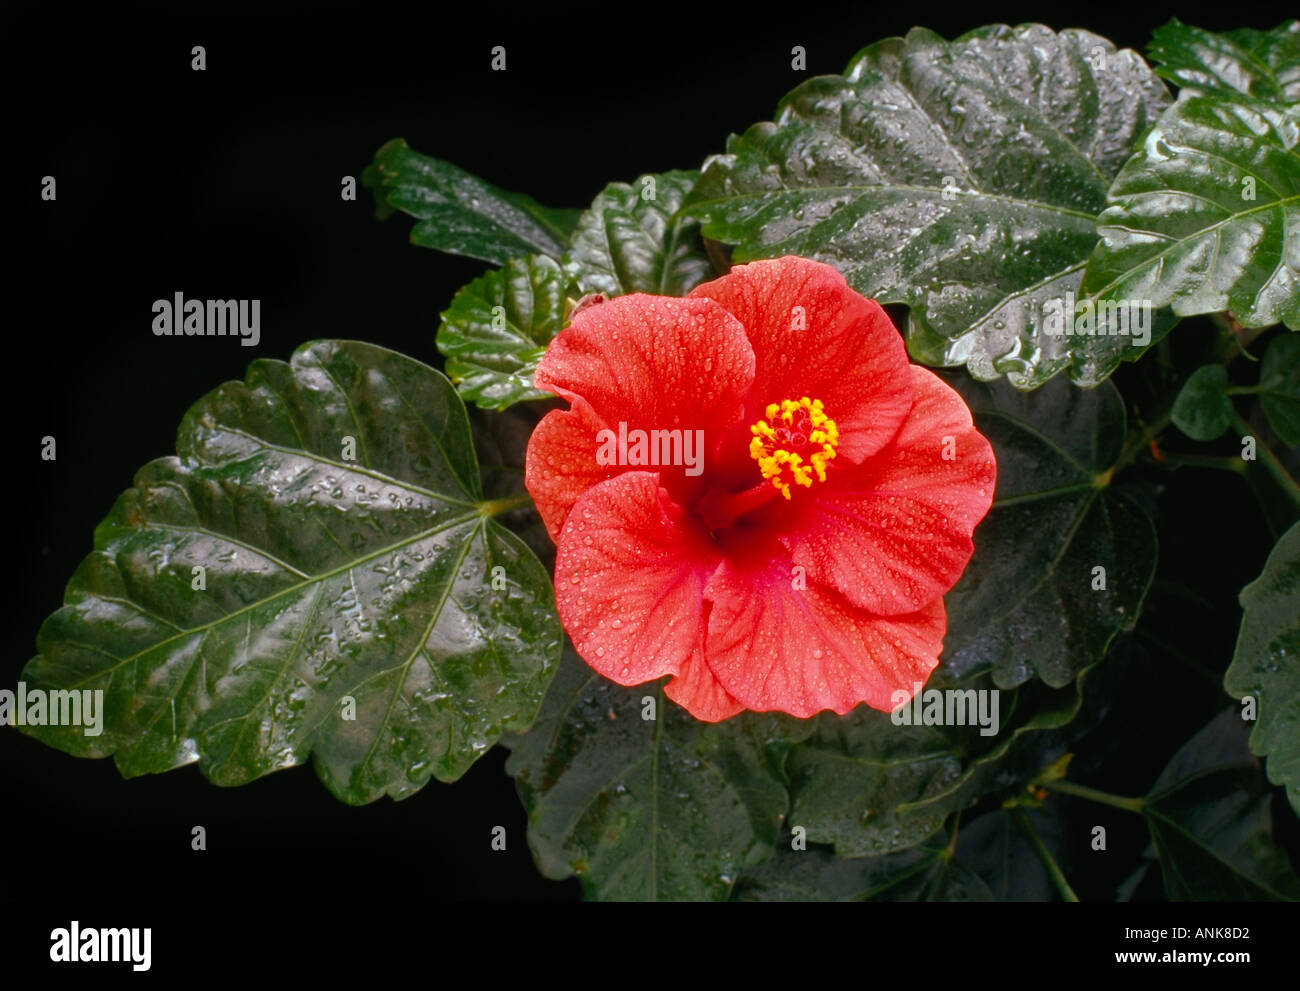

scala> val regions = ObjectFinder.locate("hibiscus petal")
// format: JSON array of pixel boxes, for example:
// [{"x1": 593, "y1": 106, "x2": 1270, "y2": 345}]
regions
[
  {"x1": 688, "y1": 255, "x2": 912, "y2": 463},
  {"x1": 704, "y1": 544, "x2": 946, "y2": 717},
  {"x1": 663, "y1": 632, "x2": 745, "y2": 723},
  {"x1": 525, "y1": 396, "x2": 622, "y2": 542},
  {"x1": 533, "y1": 293, "x2": 755, "y2": 440},
  {"x1": 787, "y1": 365, "x2": 997, "y2": 615},
  {"x1": 555, "y1": 472, "x2": 739, "y2": 721}
]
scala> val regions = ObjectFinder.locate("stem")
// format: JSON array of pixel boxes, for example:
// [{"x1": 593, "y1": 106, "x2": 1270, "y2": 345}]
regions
[
  {"x1": 1157, "y1": 452, "x2": 1247, "y2": 474},
  {"x1": 1211, "y1": 313, "x2": 1265, "y2": 364},
  {"x1": 1043, "y1": 780, "x2": 1146, "y2": 814},
  {"x1": 1011, "y1": 806, "x2": 1079, "y2": 903},
  {"x1": 1112, "y1": 407, "x2": 1173, "y2": 476},
  {"x1": 1115, "y1": 320, "x2": 1285, "y2": 480},
  {"x1": 944, "y1": 810, "x2": 963, "y2": 859},
  {"x1": 478, "y1": 492, "x2": 535, "y2": 517},
  {"x1": 1233, "y1": 413, "x2": 1300, "y2": 509}
]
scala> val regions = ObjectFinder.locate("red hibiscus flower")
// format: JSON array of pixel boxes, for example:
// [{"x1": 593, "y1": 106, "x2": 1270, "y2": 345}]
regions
[{"x1": 525, "y1": 256, "x2": 996, "y2": 721}]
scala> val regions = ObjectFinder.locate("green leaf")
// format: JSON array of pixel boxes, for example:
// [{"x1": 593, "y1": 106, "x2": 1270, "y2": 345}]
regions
[
  {"x1": 783, "y1": 706, "x2": 962, "y2": 858},
  {"x1": 733, "y1": 805, "x2": 1069, "y2": 901},
  {"x1": 1148, "y1": 19, "x2": 1300, "y2": 104},
  {"x1": 686, "y1": 24, "x2": 1172, "y2": 388},
  {"x1": 1224, "y1": 520, "x2": 1300, "y2": 816},
  {"x1": 1144, "y1": 709, "x2": 1300, "y2": 900},
  {"x1": 941, "y1": 374, "x2": 1158, "y2": 688},
  {"x1": 784, "y1": 667, "x2": 1090, "y2": 858},
  {"x1": 1172, "y1": 364, "x2": 1233, "y2": 440},
  {"x1": 954, "y1": 806, "x2": 1070, "y2": 901},
  {"x1": 1259, "y1": 333, "x2": 1300, "y2": 445},
  {"x1": 19, "y1": 340, "x2": 562, "y2": 805},
  {"x1": 363, "y1": 138, "x2": 580, "y2": 265},
  {"x1": 504, "y1": 648, "x2": 800, "y2": 901},
  {"x1": 1080, "y1": 97, "x2": 1300, "y2": 331},
  {"x1": 563, "y1": 170, "x2": 713, "y2": 297},
  {"x1": 436, "y1": 254, "x2": 570, "y2": 410},
  {"x1": 732, "y1": 826, "x2": 990, "y2": 901}
]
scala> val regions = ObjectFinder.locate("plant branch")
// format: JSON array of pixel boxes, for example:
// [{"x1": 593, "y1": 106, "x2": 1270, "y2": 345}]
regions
[
  {"x1": 1011, "y1": 806, "x2": 1079, "y2": 903},
  {"x1": 1211, "y1": 313, "x2": 1266, "y2": 363},
  {"x1": 1043, "y1": 780, "x2": 1146, "y2": 813},
  {"x1": 478, "y1": 492, "x2": 535, "y2": 517},
  {"x1": 1157, "y1": 452, "x2": 1247, "y2": 474},
  {"x1": 1112, "y1": 407, "x2": 1173, "y2": 476},
  {"x1": 1233, "y1": 413, "x2": 1300, "y2": 509}
]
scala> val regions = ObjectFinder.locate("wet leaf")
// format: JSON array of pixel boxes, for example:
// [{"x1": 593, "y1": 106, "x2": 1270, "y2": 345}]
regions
[
  {"x1": 19, "y1": 341, "x2": 562, "y2": 804},
  {"x1": 363, "y1": 138, "x2": 579, "y2": 264},
  {"x1": 686, "y1": 24, "x2": 1171, "y2": 388},
  {"x1": 732, "y1": 827, "x2": 990, "y2": 901},
  {"x1": 1148, "y1": 19, "x2": 1300, "y2": 104},
  {"x1": 1080, "y1": 97, "x2": 1300, "y2": 331},
  {"x1": 504, "y1": 648, "x2": 801, "y2": 901},
  {"x1": 1144, "y1": 709, "x2": 1300, "y2": 899},
  {"x1": 563, "y1": 170, "x2": 713, "y2": 297},
  {"x1": 784, "y1": 669, "x2": 1089, "y2": 858},
  {"x1": 1259, "y1": 333, "x2": 1300, "y2": 445},
  {"x1": 732, "y1": 805, "x2": 1068, "y2": 901},
  {"x1": 437, "y1": 254, "x2": 570, "y2": 409},
  {"x1": 954, "y1": 806, "x2": 1070, "y2": 901},
  {"x1": 1172, "y1": 364, "x2": 1233, "y2": 440},
  {"x1": 1224, "y1": 521, "x2": 1300, "y2": 816}
]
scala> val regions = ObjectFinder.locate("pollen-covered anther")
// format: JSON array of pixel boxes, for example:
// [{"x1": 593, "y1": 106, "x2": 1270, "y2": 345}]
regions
[{"x1": 749, "y1": 397, "x2": 839, "y2": 499}]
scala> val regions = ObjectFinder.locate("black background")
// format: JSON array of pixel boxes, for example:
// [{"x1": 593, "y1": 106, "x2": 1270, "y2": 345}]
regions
[{"x1": 2, "y1": 0, "x2": 1295, "y2": 936}]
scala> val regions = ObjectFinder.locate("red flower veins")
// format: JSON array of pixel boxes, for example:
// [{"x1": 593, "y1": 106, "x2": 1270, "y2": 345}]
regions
[{"x1": 525, "y1": 256, "x2": 997, "y2": 721}]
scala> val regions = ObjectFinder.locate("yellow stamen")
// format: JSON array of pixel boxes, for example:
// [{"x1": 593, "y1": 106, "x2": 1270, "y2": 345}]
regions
[{"x1": 748, "y1": 397, "x2": 838, "y2": 499}]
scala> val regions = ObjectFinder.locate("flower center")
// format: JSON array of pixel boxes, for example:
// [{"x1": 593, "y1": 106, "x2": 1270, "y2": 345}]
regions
[{"x1": 748, "y1": 397, "x2": 838, "y2": 500}]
